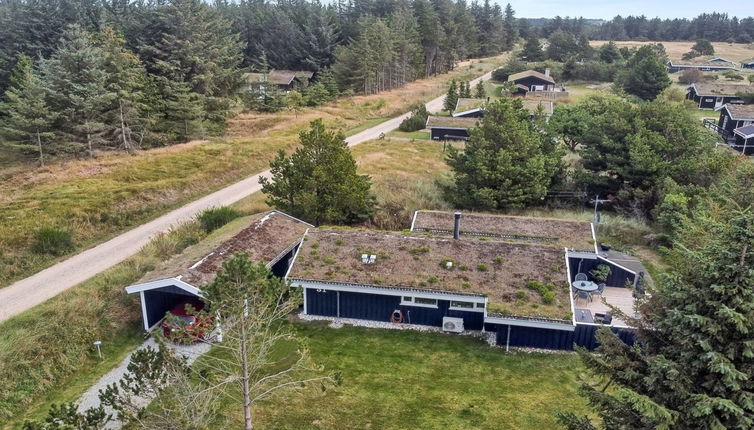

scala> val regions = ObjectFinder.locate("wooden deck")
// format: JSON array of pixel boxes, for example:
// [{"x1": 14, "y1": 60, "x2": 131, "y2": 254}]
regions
[{"x1": 574, "y1": 287, "x2": 636, "y2": 326}]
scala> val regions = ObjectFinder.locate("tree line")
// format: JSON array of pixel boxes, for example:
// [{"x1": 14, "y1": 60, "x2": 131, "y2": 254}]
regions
[
  {"x1": 0, "y1": 0, "x2": 519, "y2": 164},
  {"x1": 522, "y1": 12, "x2": 754, "y2": 43}
]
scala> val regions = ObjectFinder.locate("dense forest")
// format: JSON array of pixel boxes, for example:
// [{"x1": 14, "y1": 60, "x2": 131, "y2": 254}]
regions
[
  {"x1": 523, "y1": 12, "x2": 754, "y2": 42},
  {"x1": 0, "y1": 0, "x2": 517, "y2": 161}
]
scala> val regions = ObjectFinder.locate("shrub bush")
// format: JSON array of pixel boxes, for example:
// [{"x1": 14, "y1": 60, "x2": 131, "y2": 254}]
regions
[
  {"x1": 31, "y1": 227, "x2": 74, "y2": 255},
  {"x1": 198, "y1": 206, "x2": 242, "y2": 233},
  {"x1": 678, "y1": 69, "x2": 703, "y2": 84},
  {"x1": 398, "y1": 104, "x2": 429, "y2": 132}
]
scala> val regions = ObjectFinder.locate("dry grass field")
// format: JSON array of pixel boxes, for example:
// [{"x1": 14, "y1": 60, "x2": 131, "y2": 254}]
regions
[
  {"x1": 0, "y1": 54, "x2": 505, "y2": 288},
  {"x1": 590, "y1": 40, "x2": 754, "y2": 62}
]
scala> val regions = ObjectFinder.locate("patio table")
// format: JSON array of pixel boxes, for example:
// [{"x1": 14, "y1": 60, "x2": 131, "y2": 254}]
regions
[{"x1": 571, "y1": 280, "x2": 598, "y2": 292}]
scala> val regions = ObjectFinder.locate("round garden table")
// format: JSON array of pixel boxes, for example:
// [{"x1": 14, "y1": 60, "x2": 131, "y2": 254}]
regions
[{"x1": 571, "y1": 280, "x2": 599, "y2": 292}]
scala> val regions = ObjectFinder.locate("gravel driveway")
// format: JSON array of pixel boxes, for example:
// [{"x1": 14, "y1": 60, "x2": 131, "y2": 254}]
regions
[{"x1": 77, "y1": 337, "x2": 212, "y2": 429}]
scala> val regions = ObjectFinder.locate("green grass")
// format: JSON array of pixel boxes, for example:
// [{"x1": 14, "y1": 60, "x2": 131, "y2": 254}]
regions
[
  {"x1": 387, "y1": 130, "x2": 431, "y2": 140},
  {"x1": 216, "y1": 322, "x2": 588, "y2": 429}
]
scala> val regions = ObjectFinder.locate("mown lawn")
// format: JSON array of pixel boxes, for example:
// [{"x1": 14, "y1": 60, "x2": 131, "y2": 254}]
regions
[
  {"x1": 0, "y1": 54, "x2": 506, "y2": 289},
  {"x1": 218, "y1": 322, "x2": 588, "y2": 429}
]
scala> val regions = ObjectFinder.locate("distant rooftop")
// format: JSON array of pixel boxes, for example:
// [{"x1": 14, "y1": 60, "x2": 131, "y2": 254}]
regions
[
  {"x1": 508, "y1": 70, "x2": 556, "y2": 84},
  {"x1": 454, "y1": 97, "x2": 487, "y2": 113},
  {"x1": 426, "y1": 116, "x2": 479, "y2": 128},
  {"x1": 412, "y1": 210, "x2": 594, "y2": 251},
  {"x1": 690, "y1": 83, "x2": 754, "y2": 96},
  {"x1": 243, "y1": 70, "x2": 313, "y2": 85},
  {"x1": 141, "y1": 210, "x2": 311, "y2": 286},
  {"x1": 725, "y1": 104, "x2": 754, "y2": 120},
  {"x1": 288, "y1": 229, "x2": 571, "y2": 319}
]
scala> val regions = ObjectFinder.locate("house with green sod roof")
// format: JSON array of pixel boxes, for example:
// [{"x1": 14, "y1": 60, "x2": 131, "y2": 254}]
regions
[
  {"x1": 685, "y1": 83, "x2": 754, "y2": 110},
  {"x1": 288, "y1": 211, "x2": 643, "y2": 351}
]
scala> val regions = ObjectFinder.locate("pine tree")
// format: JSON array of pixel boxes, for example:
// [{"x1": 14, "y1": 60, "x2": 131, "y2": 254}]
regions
[
  {"x1": 615, "y1": 45, "x2": 671, "y2": 100},
  {"x1": 446, "y1": 98, "x2": 562, "y2": 209},
  {"x1": 97, "y1": 26, "x2": 148, "y2": 152},
  {"x1": 260, "y1": 119, "x2": 376, "y2": 226},
  {"x1": 443, "y1": 79, "x2": 458, "y2": 111},
  {"x1": 41, "y1": 25, "x2": 115, "y2": 157},
  {"x1": 460, "y1": 81, "x2": 472, "y2": 98},
  {"x1": 560, "y1": 170, "x2": 754, "y2": 428},
  {"x1": 502, "y1": 3, "x2": 517, "y2": 50},
  {"x1": 473, "y1": 79, "x2": 486, "y2": 98},
  {"x1": 0, "y1": 55, "x2": 56, "y2": 166},
  {"x1": 522, "y1": 32, "x2": 544, "y2": 61}
]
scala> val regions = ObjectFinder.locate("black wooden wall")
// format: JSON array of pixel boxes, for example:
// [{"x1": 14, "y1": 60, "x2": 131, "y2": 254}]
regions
[
  {"x1": 305, "y1": 288, "x2": 484, "y2": 330},
  {"x1": 430, "y1": 127, "x2": 469, "y2": 141},
  {"x1": 490, "y1": 322, "x2": 635, "y2": 351}
]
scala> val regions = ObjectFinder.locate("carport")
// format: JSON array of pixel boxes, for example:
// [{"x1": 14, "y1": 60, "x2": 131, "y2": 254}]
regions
[{"x1": 125, "y1": 278, "x2": 203, "y2": 331}]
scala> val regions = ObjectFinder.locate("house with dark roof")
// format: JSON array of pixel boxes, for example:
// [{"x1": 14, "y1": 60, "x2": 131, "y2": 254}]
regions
[
  {"x1": 452, "y1": 98, "x2": 554, "y2": 119},
  {"x1": 243, "y1": 69, "x2": 314, "y2": 92},
  {"x1": 426, "y1": 116, "x2": 479, "y2": 140},
  {"x1": 686, "y1": 83, "x2": 753, "y2": 109},
  {"x1": 706, "y1": 104, "x2": 754, "y2": 155},
  {"x1": 125, "y1": 210, "x2": 312, "y2": 331},
  {"x1": 742, "y1": 59, "x2": 754, "y2": 70},
  {"x1": 507, "y1": 69, "x2": 556, "y2": 92},
  {"x1": 667, "y1": 59, "x2": 738, "y2": 73},
  {"x1": 289, "y1": 211, "x2": 643, "y2": 351}
]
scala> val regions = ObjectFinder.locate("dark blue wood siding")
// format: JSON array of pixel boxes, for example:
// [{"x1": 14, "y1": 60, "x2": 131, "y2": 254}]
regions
[
  {"x1": 489, "y1": 322, "x2": 635, "y2": 351},
  {"x1": 511, "y1": 76, "x2": 553, "y2": 90},
  {"x1": 494, "y1": 324, "x2": 574, "y2": 350},
  {"x1": 430, "y1": 127, "x2": 469, "y2": 141},
  {"x1": 305, "y1": 288, "x2": 484, "y2": 330},
  {"x1": 568, "y1": 256, "x2": 636, "y2": 288},
  {"x1": 143, "y1": 286, "x2": 198, "y2": 328},
  {"x1": 573, "y1": 323, "x2": 635, "y2": 350}
]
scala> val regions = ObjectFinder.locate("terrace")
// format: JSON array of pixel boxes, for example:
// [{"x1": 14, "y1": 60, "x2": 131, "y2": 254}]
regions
[{"x1": 289, "y1": 229, "x2": 572, "y2": 320}]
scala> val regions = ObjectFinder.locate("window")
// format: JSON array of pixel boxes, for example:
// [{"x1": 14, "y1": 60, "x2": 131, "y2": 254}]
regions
[
  {"x1": 402, "y1": 296, "x2": 413, "y2": 303},
  {"x1": 475, "y1": 302, "x2": 485, "y2": 309},
  {"x1": 450, "y1": 300, "x2": 474, "y2": 309},
  {"x1": 414, "y1": 297, "x2": 437, "y2": 306}
]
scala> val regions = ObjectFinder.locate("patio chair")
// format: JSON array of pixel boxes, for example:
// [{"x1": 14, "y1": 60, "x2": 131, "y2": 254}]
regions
[
  {"x1": 574, "y1": 290, "x2": 591, "y2": 305},
  {"x1": 594, "y1": 313, "x2": 612, "y2": 325},
  {"x1": 574, "y1": 273, "x2": 588, "y2": 282},
  {"x1": 593, "y1": 283, "x2": 606, "y2": 297}
]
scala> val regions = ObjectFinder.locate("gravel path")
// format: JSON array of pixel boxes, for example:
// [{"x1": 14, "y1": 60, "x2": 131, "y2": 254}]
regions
[
  {"x1": 0, "y1": 71, "x2": 492, "y2": 323},
  {"x1": 77, "y1": 338, "x2": 211, "y2": 429}
]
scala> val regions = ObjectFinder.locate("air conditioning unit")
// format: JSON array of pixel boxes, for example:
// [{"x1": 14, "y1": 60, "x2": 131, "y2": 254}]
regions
[{"x1": 442, "y1": 317, "x2": 464, "y2": 333}]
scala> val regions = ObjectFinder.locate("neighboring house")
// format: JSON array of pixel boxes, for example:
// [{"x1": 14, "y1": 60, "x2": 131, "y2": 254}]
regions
[
  {"x1": 708, "y1": 57, "x2": 736, "y2": 64},
  {"x1": 426, "y1": 116, "x2": 479, "y2": 140},
  {"x1": 124, "y1": 210, "x2": 312, "y2": 331},
  {"x1": 742, "y1": 59, "x2": 754, "y2": 70},
  {"x1": 709, "y1": 104, "x2": 754, "y2": 155},
  {"x1": 288, "y1": 211, "x2": 642, "y2": 351},
  {"x1": 243, "y1": 70, "x2": 314, "y2": 93},
  {"x1": 667, "y1": 59, "x2": 738, "y2": 73},
  {"x1": 453, "y1": 98, "x2": 488, "y2": 118},
  {"x1": 452, "y1": 98, "x2": 553, "y2": 120},
  {"x1": 508, "y1": 69, "x2": 556, "y2": 92},
  {"x1": 685, "y1": 83, "x2": 753, "y2": 109}
]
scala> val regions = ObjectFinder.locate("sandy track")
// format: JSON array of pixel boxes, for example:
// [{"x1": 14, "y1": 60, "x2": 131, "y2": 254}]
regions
[{"x1": 0, "y1": 71, "x2": 491, "y2": 323}]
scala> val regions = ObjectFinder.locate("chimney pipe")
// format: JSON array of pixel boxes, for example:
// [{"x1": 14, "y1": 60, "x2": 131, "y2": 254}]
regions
[
  {"x1": 453, "y1": 212, "x2": 461, "y2": 240},
  {"x1": 544, "y1": 67, "x2": 550, "y2": 77}
]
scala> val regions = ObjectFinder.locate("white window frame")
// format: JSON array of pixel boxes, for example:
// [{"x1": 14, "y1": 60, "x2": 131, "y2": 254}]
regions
[
  {"x1": 449, "y1": 300, "x2": 486, "y2": 312},
  {"x1": 401, "y1": 296, "x2": 438, "y2": 308}
]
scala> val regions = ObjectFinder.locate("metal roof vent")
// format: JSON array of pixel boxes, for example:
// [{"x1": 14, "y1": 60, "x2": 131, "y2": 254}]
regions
[
  {"x1": 445, "y1": 261, "x2": 453, "y2": 269},
  {"x1": 368, "y1": 254, "x2": 376, "y2": 264},
  {"x1": 361, "y1": 254, "x2": 377, "y2": 264}
]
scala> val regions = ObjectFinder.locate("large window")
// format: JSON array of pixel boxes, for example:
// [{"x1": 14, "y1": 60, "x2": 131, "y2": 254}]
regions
[
  {"x1": 400, "y1": 296, "x2": 438, "y2": 308},
  {"x1": 414, "y1": 297, "x2": 438, "y2": 306},
  {"x1": 450, "y1": 300, "x2": 474, "y2": 309}
]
